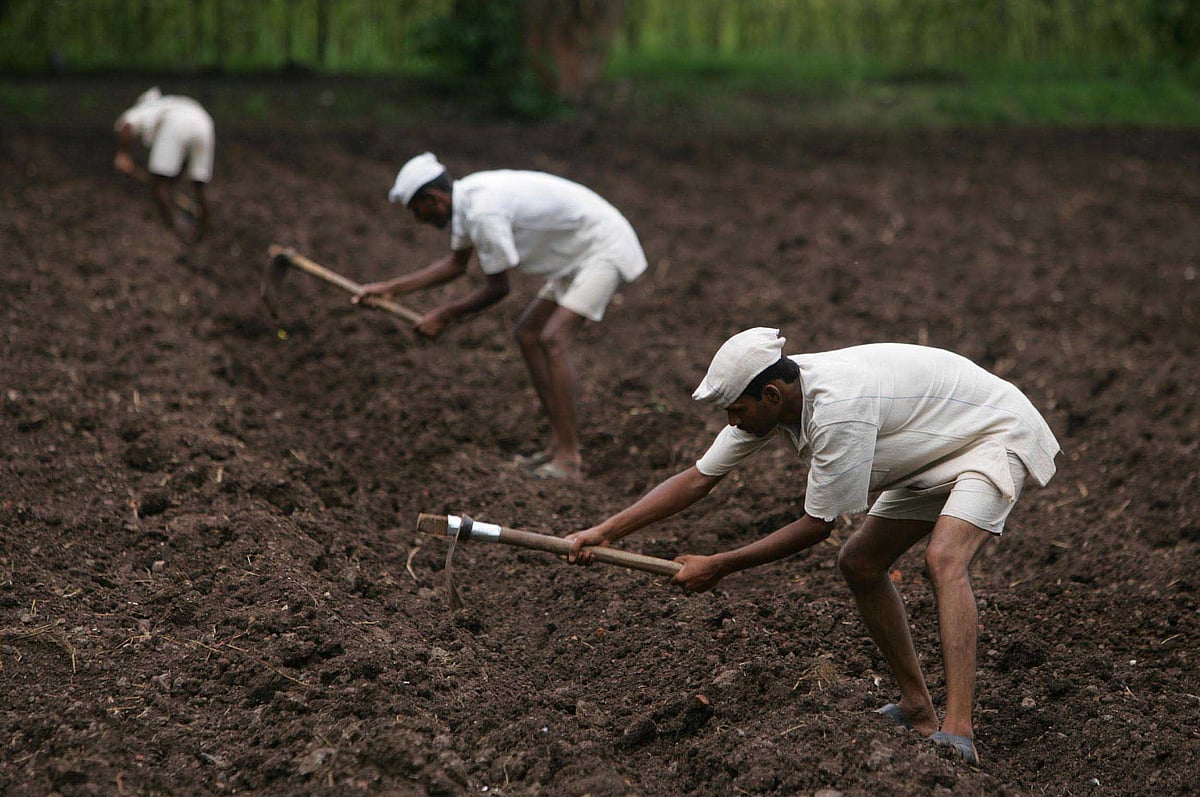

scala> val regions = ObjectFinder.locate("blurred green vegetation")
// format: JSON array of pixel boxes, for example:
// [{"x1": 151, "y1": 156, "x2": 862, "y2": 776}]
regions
[
  {"x1": 414, "y1": 0, "x2": 568, "y2": 117},
  {"x1": 608, "y1": 51, "x2": 1200, "y2": 127},
  {"x1": 0, "y1": 83, "x2": 47, "y2": 116},
  {"x1": 4, "y1": 0, "x2": 1195, "y2": 74},
  {"x1": 0, "y1": 0, "x2": 1196, "y2": 128},
  {"x1": 603, "y1": 0, "x2": 1200, "y2": 127},
  {"x1": 0, "y1": 0, "x2": 446, "y2": 74},
  {"x1": 615, "y1": 0, "x2": 1194, "y2": 67}
]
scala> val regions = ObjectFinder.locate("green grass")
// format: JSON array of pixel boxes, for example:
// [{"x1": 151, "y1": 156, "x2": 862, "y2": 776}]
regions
[
  {"x1": 1, "y1": 54, "x2": 1196, "y2": 132},
  {"x1": 607, "y1": 50, "x2": 1200, "y2": 129},
  {"x1": 0, "y1": 84, "x2": 48, "y2": 118},
  {"x1": 610, "y1": 50, "x2": 896, "y2": 92}
]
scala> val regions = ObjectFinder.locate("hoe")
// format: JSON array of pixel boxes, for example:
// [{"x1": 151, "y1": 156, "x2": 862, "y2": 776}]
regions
[
  {"x1": 416, "y1": 512, "x2": 681, "y2": 610},
  {"x1": 262, "y1": 244, "x2": 425, "y2": 324}
]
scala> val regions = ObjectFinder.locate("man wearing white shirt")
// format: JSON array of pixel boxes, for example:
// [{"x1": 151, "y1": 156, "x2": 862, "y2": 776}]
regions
[
  {"x1": 357, "y1": 153, "x2": 647, "y2": 480},
  {"x1": 114, "y1": 87, "x2": 214, "y2": 242},
  {"x1": 567, "y1": 328, "x2": 1060, "y2": 765}
]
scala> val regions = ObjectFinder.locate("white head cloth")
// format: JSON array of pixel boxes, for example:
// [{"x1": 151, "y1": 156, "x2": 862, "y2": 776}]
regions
[
  {"x1": 692, "y1": 327, "x2": 787, "y2": 408},
  {"x1": 136, "y1": 86, "x2": 162, "y2": 106},
  {"x1": 389, "y1": 152, "x2": 447, "y2": 205}
]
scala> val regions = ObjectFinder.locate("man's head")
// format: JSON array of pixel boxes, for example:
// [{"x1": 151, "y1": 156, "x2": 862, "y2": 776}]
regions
[
  {"x1": 724, "y1": 357, "x2": 801, "y2": 436},
  {"x1": 693, "y1": 328, "x2": 799, "y2": 436},
  {"x1": 389, "y1": 152, "x2": 453, "y2": 229},
  {"x1": 136, "y1": 86, "x2": 162, "y2": 106}
]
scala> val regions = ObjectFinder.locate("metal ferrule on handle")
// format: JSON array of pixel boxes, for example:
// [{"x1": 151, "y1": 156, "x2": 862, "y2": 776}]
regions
[
  {"x1": 267, "y1": 245, "x2": 426, "y2": 325},
  {"x1": 447, "y1": 514, "x2": 501, "y2": 541},
  {"x1": 416, "y1": 512, "x2": 682, "y2": 578}
]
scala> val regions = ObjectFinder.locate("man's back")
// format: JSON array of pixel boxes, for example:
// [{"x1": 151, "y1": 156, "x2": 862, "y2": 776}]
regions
[
  {"x1": 116, "y1": 95, "x2": 210, "y2": 145},
  {"x1": 796, "y1": 343, "x2": 1060, "y2": 488},
  {"x1": 450, "y1": 170, "x2": 646, "y2": 280}
]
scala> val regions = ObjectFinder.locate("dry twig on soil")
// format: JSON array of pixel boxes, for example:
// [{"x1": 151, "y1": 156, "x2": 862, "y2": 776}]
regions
[
  {"x1": 792, "y1": 657, "x2": 843, "y2": 694},
  {"x1": 406, "y1": 546, "x2": 421, "y2": 582},
  {"x1": 164, "y1": 634, "x2": 309, "y2": 688},
  {"x1": 0, "y1": 622, "x2": 78, "y2": 672}
]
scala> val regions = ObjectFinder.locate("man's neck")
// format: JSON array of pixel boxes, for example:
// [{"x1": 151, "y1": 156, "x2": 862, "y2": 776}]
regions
[{"x1": 778, "y1": 381, "x2": 806, "y2": 426}]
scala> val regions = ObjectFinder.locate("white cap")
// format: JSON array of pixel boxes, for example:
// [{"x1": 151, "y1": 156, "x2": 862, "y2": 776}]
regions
[
  {"x1": 389, "y1": 152, "x2": 447, "y2": 206},
  {"x1": 692, "y1": 328, "x2": 787, "y2": 408},
  {"x1": 136, "y1": 86, "x2": 162, "y2": 106}
]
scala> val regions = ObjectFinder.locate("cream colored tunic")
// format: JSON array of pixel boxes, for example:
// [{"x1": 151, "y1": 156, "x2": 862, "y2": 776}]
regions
[
  {"x1": 449, "y1": 171, "x2": 646, "y2": 282},
  {"x1": 115, "y1": 95, "x2": 215, "y2": 182},
  {"x1": 695, "y1": 343, "x2": 1060, "y2": 521}
]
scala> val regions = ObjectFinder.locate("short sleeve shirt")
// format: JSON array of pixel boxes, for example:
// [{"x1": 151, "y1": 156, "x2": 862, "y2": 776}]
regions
[
  {"x1": 115, "y1": 95, "x2": 209, "y2": 147},
  {"x1": 449, "y1": 171, "x2": 647, "y2": 281},
  {"x1": 695, "y1": 344, "x2": 1061, "y2": 521}
]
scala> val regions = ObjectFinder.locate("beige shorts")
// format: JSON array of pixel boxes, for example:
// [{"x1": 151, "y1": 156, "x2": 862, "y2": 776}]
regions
[
  {"x1": 148, "y1": 110, "x2": 215, "y2": 183},
  {"x1": 867, "y1": 453, "x2": 1029, "y2": 535},
  {"x1": 536, "y1": 258, "x2": 623, "y2": 322}
]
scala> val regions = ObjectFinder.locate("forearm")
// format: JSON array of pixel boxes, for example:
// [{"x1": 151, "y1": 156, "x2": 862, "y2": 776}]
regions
[
  {"x1": 711, "y1": 513, "x2": 833, "y2": 577},
  {"x1": 116, "y1": 123, "x2": 134, "y2": 155},
  {"x1": 434, "y1": 283, "x2": 508, "y2": 321},
  {"x1": 114, "y1": 126, "x2": 149, "y2": 181},
  {"x1": 597, "y1": 466, "x2": 720, "y2": 543},
  {"x1": 385, "y1": 253, "x2": 466, "y2": 294}
]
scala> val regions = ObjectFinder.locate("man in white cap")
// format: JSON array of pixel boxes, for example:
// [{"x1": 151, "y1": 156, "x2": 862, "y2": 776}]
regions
[
  {"x1": 567, "y1": 329, "x2": 1060, "y2": 765},
  {"x1": 356, "y1": 153, "x2": 647, "y2": 480},
  {"x1": 114, "y1": 87, "x2": 215, "y2": 242}
]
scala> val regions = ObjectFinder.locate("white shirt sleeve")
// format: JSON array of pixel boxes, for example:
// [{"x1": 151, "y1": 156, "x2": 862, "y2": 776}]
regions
[
  {"x1": 465, "y1": 212, "x2": 520, "y2": 274},
  {"x1": 803, "y1": 421, "x2": 878, "y2": 521},
  {"x1": 695, "y1": 425, "x2": 774, "y2": 477}
]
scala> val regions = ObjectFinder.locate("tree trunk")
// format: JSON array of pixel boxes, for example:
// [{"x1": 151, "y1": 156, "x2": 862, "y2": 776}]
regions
[
  {"x1": 214, "y1": 0, "x2": 226, "y2": 71},
  {"x1": 282, "y1": 0, "x2": 294, "y2": 67},
  {"x1": 190, "y1": 0, "x2": 204, "y2": 67},
  {"x1": 316, "y1": 0, "x2": 331, "y2": 67},
  {"x1": 138, "y1": 0, "x2": 154, "y2": 59},
  {"x1": 524, "y1": 0, "x2": 625, "y2": 103}
]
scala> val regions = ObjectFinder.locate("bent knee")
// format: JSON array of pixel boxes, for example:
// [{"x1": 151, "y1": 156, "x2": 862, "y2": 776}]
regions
[
  {"x1": 923, "y1": 542, "x2": 973, "y2": 586},
  {"x1": 537, "y1": 329, "x2": 573, "y2": 355},
  {"x1": 514, "y1": 321, "x2": 541, "y2": 349},
  {"x1": 838, "y1": 544, "x2": 886, "y2": 586}
]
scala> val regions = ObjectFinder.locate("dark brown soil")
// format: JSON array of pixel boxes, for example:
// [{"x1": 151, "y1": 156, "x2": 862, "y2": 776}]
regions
[{"x1": 2, "y1": 77, "x2": 1198, "y2": 796}]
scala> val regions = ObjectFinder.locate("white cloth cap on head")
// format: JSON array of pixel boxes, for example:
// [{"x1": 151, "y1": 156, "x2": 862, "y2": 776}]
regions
[
  {"x1": 692, "y1": 327, "x2": 787, "y2": 408},
  {"x1": 389, "y1": 152, "x2": 446, "y2": 205},
  {"x1": 136, "y1": 87, "x2": 162, "y2": 106}
]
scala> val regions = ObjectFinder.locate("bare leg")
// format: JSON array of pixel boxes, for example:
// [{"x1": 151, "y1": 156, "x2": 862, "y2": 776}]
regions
[
  {"x1": 515, "y1": 299, "x2": 562, "y2": 458},
  {"x1": 535, "y1": 305, "x2": 586, "y2": 475},
  {"x1": 191, "y1": 180, "x2": 208, "y2": 241},
  {"x1": 151, "y1": 175, "x2": 176, "y2": 230},
  {"x1": 838, "y1": 516, "x2": 939, "y2": 735},
  {"x1": 924, "y1": 516, "x2": 993, "y2": 740}
]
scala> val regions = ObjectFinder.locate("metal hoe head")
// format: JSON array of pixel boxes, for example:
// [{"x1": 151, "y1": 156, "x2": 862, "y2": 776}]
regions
[
  {"x1": 414, "y1": 512, "x2": 681, "y2": 613},
  {"x1": 260, "y1": 250, "x2": 294, "y2": 322}
]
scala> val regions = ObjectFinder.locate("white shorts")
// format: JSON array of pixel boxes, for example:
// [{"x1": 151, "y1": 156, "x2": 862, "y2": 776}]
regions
[
  {"x1": 536, "y1": 257, "x2": 623, "y2": 322},
  {"x1": 148, "y1": 109, "x2": 215, "y2": 183},
  {"x1": 867, "y1": 453, "x2": 1029, "y2": 535}
]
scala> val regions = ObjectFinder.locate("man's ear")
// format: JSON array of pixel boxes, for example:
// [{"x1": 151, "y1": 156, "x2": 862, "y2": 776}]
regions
[{"x1": 762, "y1": 383, "x2": 783, "y2": 405}]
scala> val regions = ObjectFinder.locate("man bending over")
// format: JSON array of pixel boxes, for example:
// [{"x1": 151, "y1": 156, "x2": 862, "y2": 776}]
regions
[
  {"x1": 568, "y1": 328, "x2": 1060, "y2": 764},
  {"x1": 357, "y1": 153, "x2": 647, "y2": 480}
]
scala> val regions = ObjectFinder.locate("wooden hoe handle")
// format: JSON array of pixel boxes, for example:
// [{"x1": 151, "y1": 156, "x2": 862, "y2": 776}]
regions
[
  {"x1": 268, "y1": 245, "x2": 425, "y2": 325},
  {"x1": 497, "y1": 527, "x2": 682, "y2": 577},
  {"x1": 416, "y1": 513, "x2": 682, "y2": 578}
]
